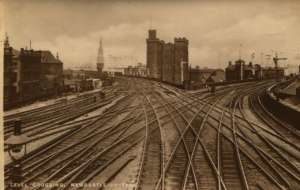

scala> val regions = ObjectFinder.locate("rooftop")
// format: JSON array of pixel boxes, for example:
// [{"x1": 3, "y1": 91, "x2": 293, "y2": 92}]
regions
[{"x1": 41, "y1": 51, "x2": 62, "y2": 64}]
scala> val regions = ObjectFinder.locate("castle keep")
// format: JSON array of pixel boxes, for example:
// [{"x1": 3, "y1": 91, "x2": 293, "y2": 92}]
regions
[{"x1": 146, "y1": 29, "x2": 189, "y2": 86}]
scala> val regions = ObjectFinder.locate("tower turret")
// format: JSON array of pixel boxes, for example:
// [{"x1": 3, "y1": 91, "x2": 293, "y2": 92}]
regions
[{"x1": 4, "y1": 33, "x2": 10, "y2": 49}]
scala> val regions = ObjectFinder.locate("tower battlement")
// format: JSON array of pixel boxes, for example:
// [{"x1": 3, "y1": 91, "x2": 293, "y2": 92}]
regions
[
  {"x1": 148, "y1": 29, "x2": 157, "y2": 40},
  {"x1": 174, "y1": 37, "x2": 189, "y2": 44}
]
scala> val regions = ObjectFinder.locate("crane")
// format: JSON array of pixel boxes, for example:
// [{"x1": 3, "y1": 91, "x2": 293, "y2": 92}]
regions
[{"x1": 273, "y1": 52, "x2": 287, "y2": 81}]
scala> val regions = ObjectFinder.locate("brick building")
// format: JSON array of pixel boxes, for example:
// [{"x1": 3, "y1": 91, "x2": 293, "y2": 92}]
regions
[
  {"x1": 146, "y1": 29, "x2": 189, "y2": 87},
  {"x1": 225, "y1": 59, "x2": 246, "y2": 81},
  {"x1": 40, "y1": 51, "x2": 64, "y2": 97},
  {"x1": 225, "y1": 59, "x2": 284, "y2": 81},
  {"x1": 260, "y1": 67, "x2": 284, "y2": 79},
  {"x1": 63, "y1": 69, "x2": 101, "y2": 92},
  {"x1": 19, "y1": 49, "x2": 43, "y2": 102},
  {"x1": 124, "y1": 63, "x2": 148, "y2": 77},
  {"x1": 3, "y1": 36, "x2": 63, "y2": 109},
  {"x1": 225, "y1": 59, "x2": 255, "y2": 81},
  {"x1": 189, "y1": 66, "x2": 225, "y2": 89},
  {"x1": 3, "y1": 36, "x2": 20, "y2": 108}
]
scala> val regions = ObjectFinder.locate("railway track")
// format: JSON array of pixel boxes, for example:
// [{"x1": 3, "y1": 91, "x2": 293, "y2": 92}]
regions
[
  {"x1": 4, "y1": 95, "x2": 122, "y2": 153},
  {"x1": 4, "y1": 89, "x2": 117, "y2": 139},
  {"x1": 172, "y1": 81, "x2": 298, "y2": 189},
  {"x1": 4, "y1": 89, "x2": 108, "y2": 124},
  {"x1": 148, "y1": 86, "x2": 236, "y2": 190},
  {"x1": 5, "y1": 93, "x2": 139, "y2": 185},
  {"x1": 5, "y1": 77, "x2": 300, "y2": 190},
  {"x1": 235, "y1": 90, "x2": 300, "y2": 189},
  {"x1": 136, "y1": 92, "x2": 164, "y2": 190},
  {"x1": 248, "y1": 89, "x2": 300, "y2": 145}
]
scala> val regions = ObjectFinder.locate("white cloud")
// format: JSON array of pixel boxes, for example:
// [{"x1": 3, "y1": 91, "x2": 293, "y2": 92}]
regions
[{"x1": 4, "y1": 0, "x2": 300, "y2": 73}]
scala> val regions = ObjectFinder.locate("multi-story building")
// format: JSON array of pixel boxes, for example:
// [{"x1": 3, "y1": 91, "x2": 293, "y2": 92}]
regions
[
  {"x1": 18, "y1": 49, "x2": 64, "y2": 102},
  {"x1": 146, "y1": 29, "x2": 189, "y2": 86},
  {"x1": 225, "y1": 59, "x2": 284, "y2": 81},
  {"x1": 3, "y1": 36, "x2": 20, "y2": 108},
  {"x1": 3, "y1": 36, "x2": 64, "y2": 109},
  {"x1": 261, "y1": 67, "x2": 284, "y2": 79},
  {"x1": 40, "y1": 51, "x2": 64, "y2": 97},
  {"x1": 226, "y1": 59, "x2": 244, "y2": 81},
  {"x1": 124, "y1": 63, "x2": 148, "y2": 77},
  {"x1": 225, "y1": 59, "x2": 255, "y2": 81},
  {"x1": 19, "y1": 48, "x2": 43, "y2": 102}
]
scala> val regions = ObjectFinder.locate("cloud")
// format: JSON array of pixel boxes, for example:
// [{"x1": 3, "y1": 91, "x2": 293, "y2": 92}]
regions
[{"x1": 3, "y1": 0, "x2": 300, "y2": 73}]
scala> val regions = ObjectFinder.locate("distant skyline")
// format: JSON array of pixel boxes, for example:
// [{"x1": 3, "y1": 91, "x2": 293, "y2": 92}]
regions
[{"x1": 3, "y1": 0, "x2": 300, "y2": 73}]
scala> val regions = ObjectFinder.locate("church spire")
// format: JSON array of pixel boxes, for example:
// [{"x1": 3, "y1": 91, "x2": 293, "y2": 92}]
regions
[
  {"x1": 96, "y1": 38, "x2": 104, "y2": 74},
  {"x1": 97, "y1": 38, "x2": 104, "y2": 63}
]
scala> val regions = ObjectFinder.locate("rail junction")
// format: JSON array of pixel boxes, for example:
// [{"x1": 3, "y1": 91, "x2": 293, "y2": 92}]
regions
[{"x1": 4, "y1": 77, "x2": 300, "y2": 190}]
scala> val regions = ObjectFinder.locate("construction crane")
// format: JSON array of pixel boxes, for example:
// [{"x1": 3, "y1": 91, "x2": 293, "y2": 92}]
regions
[{"x1": 273, "y1": 52, "x2": 287, "y2": 81}]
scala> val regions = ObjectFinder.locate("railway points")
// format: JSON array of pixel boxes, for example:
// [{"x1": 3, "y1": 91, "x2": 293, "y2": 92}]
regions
[{"x1": 4, "y1": 77, "x2": 300, "y2": 190}]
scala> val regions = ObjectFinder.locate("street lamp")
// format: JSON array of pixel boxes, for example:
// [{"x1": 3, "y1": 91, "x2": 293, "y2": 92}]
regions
[{"x1": 5, "y1": 119, "x2": 30, "y2": 190}]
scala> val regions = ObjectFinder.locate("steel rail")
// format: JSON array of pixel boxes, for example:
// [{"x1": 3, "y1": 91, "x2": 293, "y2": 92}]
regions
[
  {"x1": 4, "y1": 95, "x2": 117, "y2": 139},
  {"x1": 237, "y1": 95, "x2": 300, "y2": 188},
  {"x1": 151, "y1": 92, "x2": 199, "y2": 190},
  {"x1": 173, "y1": 96, "x2": 287, "y2": 190},
  {"x1": 154, "y1": 91, "x2": 228, "y2": 190},
  {"x1": 135, "y1": 96, "x2": 150, "y2": 189},
  {"x1": 51, "y1": 124, "x2": 147, "y2": 189},
  {"x1": 5, "y1": 93, "x2": 136, "y2": 175},
  {"x1": 17, "y1": 103, "x2": 144, "y2": 184},
  {"x1": 231, "y1": 96, "x2": 250, "y2": 190},
  {"x1": 23, "y1": 102, "x2": 145, "y2": 189},
  {"x1": 181, "y1": 93, "x2": 227, "y2": 190},
  {"x1": 239, "y1": 92, "x2": 300, "y2": 170},
  {"x1": 217, "y1": 110, "x2": 224, "y2": 190},
  {"x1": 143, "y1": 91, "x2": 165, "y2": 190},
  {"x1": 58, "y1": 83, "x2": 164, "y2": 188},
  {"x1": 175, "y1": 88, "x2": 300, "y2": 152},
  {"x1": 4, "y1": 90, "x2": 111, "y2": 129},
  {"x1": 177, "y1": 95, "x2": 296, "y2": 190}
]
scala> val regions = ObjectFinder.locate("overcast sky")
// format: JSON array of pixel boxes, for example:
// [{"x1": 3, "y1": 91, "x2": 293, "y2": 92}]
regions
[{"x1": 3, "y1": 0, "x2": 300, "y2": 72}]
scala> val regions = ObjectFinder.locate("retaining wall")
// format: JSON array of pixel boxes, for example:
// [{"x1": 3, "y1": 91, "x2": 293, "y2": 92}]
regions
[{"x1": 262, "y1": 89, "x2": 300, "y2": 129}]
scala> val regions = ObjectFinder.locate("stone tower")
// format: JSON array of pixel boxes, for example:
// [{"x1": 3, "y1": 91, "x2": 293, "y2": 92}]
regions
[
  {"x1": 146, "y1": 30, "x2": 163, "y2": 80},
  {"x1": 174, "y1": 37, "x2": 189, "y2": 86},
  {"x1": 162, "y1": 42, "x2": 175, "y2": 83}
]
